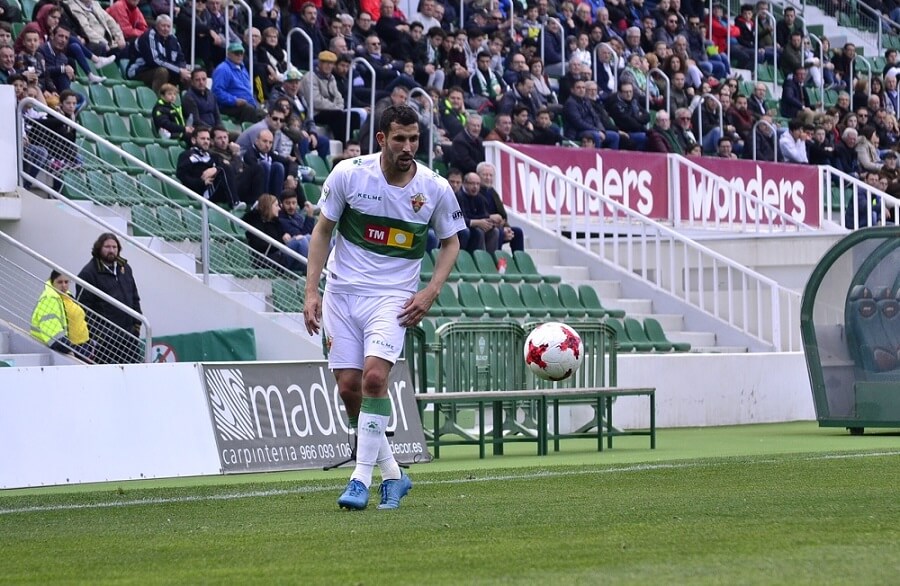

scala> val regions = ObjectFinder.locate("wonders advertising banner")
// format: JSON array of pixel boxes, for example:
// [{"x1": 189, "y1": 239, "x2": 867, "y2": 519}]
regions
[
  {"x1": 201, "y1": 361, "x2": 429, "y2": 473},
  {"x1": 495, "y1": 145, "x2": 821, "y2": 227}
]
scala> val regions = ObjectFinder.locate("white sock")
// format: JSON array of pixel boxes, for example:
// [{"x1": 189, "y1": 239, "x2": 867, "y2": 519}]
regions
[
  {"x1": 377, "y1": 433, "x2": 401, "y2": 481},
  {"x1": 350, "y1": 411, "x2": 387, "y2": 488}
]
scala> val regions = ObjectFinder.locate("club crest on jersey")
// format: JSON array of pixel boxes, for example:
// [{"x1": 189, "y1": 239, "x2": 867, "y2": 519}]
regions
[
  {"x1": 410, "y1": 192, "x2": 426, "y2": 213},
  {"x1": 320, "y1": 183, "x2": 330, "y2": 203}
]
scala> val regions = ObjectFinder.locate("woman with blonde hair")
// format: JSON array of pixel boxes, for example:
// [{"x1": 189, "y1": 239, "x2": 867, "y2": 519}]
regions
[{"x1": 31, "y1": 270, "x2": 94, "y2": 362}]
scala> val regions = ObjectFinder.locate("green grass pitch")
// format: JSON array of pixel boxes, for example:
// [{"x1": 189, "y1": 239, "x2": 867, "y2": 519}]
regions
[{"x1": 1, "y1": 422, "x2": 899, "y2": 584}]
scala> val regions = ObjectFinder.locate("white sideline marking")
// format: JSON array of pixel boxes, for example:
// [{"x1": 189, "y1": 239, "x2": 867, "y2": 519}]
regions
[{"x1": 2, "y1": 451, "x2": 899, "y2": 516}]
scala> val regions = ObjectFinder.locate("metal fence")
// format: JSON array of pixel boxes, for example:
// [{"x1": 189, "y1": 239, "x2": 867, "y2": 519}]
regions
[
  {"x1": 0, "y1": 231, "x2": 152, "y2": 364},
  {"x1": 17, "y1": 99, "x2": 311, "y2": 329}
]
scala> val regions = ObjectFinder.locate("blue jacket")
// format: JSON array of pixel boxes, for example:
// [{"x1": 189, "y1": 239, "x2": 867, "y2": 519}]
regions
[
  {"x1": 212, "y1": 59, "x2": 257, "y2": 108},
  {"x1": 181, "y1": 86, "x2": 221, "y2": 128},
  {"x1": 563, "y1": 95, "x2": 605, "y2": 139},
  {"x1": 278, "y1": 210, "x2": 315, "y2": 237}
]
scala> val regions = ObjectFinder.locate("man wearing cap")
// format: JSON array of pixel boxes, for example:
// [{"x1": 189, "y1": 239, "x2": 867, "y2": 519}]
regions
[
  {"x1": 298, "y1": 50, "x2": 361, "y2": 137},
  {"x1": 212, "y1": 41, "x2": 264, "y2": 123},
  {"x1": 127, "y1": 15, "x2": 190, "y2": 93}
]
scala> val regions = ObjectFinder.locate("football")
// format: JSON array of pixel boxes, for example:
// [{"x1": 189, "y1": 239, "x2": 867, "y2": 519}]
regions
[{"x1": 524, "y1": 322, "x2": 584, "y2": 381}]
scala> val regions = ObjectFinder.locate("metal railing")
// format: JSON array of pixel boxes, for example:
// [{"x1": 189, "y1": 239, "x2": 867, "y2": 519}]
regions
[
  {"x1": 820, "y1": 165, "x2": 900, "y2": 229},
  {"x1": 593, "y1": 42, "x2": 618, "y2": 95},
  {"x1": 17, "y1": 99, "x2": 312, "y2": 329},
  {"x1": 486, "y1": 141, "x2": 803, "y2": 351},
  {"x1": 348, "y1": 57, "x2": 377, "y2": 153},
  {"x1": 647, "y1": 68, "x2": 670, "y2": 115},
  {"x1": 286, "y1": 27, "x2": 314, "y2": 119},
  {"x1": 408, "y1": 87, "x2": 435, "y2": 170},
  {"x1": 754, "y1": 11, "x2": 778, "y2": 87},
  {"x1": 852, "y1": 55, "x2": 872, "y2": 99},
  {"x1": 227, "y1": 0, "x2": 254, "y2": 86},
  {"x1": 0, "y1": 231, "x2": 152, "y2": 364},
  {"x1": 696, "y1": 93, "x2": 723, "y2": 150},
  {"x1": 807, "y1": 31, "x2": 826, "y2": 111}
]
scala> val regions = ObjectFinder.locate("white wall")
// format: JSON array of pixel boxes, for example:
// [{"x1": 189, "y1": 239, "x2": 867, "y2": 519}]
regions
[
  {"x1": 0, "y1": 363, "x2": 221, "y2": 488},
  {"x1": 0, "y1": 86, "x2": 16, "y2": 193}
]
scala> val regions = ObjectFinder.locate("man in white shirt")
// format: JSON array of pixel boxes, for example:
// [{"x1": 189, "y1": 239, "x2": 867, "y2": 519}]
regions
[{"x1": 778, "y1": 119, "x2": 810, "y2": 164}]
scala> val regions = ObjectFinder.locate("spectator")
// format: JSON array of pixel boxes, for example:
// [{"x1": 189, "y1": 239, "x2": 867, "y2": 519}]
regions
[
  {"x1": 672, "y1": 106, "x2": 699, "y2": 152},
  {"x1": 181, "y1": 68, "x2": 222, "y2": 130},
  {"x1": 66, "y1": 0, "x2": 126, "y2": 59},
  {"x1": 807, "y1": 126, "x2": 835, "y2": 166},
  {"x1": 856, "y1": 126, "x2": 884, "y2": 173},
  {"x1": 748, "y1": 82, "x2": 768, "y2": 119},
  {"x1": 359, "y1": 84, "x2": 413, "y2": 154},
  {"x1": 666, "y1": 69, "x2": 694, "y2": 112},
  {"x1": 439, "y1": 85, "x2": 468, "y2": 140},
  {"x1": 528, "y1": 57, "x2": 561, "y2": 112},
  {"x1": 176, "y1": 126, "x2": 244, "y2": 210},
  {"x1": 726, "y1": 94, "x2": 754, "y2": 145},
  {"x1": 127, "y1": 15, "x2": 191, "y2": 93},
  {"x1": 606, "y1": 82, "x2": 649, "y2": 149},
  {"x1": 31, "y1": 269, "x2": 94, "y2": 362},
  {"x1": 775, "y1": 6, "x2": 801, "y2": 49},
  {"x1": 502, "y1": 51, "x2": 531, "y2": 87},
  {"x1": 152, "y1": 83, "x2": 193, "y2": 142},
  {"x1": 532, "y1": 107, "x2": 564, "y2": 145},
  {"x1": 0, "y1": 44, "x2": 16, "y2": 84},
  {"x1": 15, "y1": 30, "x2": 48, "y2": 91},
  {"x1": 213, "y1": 42, "x2": 264, "y2": 123},
  {"x1": 484, "y1": 113, "x2": 513, "y2": 142},
  {"x1": 884, "y1": 75, "x2": 899, "y2": 118},
  {"x1": 291, "y1": 1, "x2": 326, "y2": 68},
  {"x1": 468, "y1": 50, "x2": 507, "y2": 112},
  {"x1": 714, "y1": 136, "x2": 738, "y2": 159},
  {"x1": 880, "y1": 150, "x2": 900, "y2": 197},
  {"x1": 509, "y1": 104, "x2": 535, "y2": 143},
  {"x1": 780, "y1": 67, "x2": 814, "y2": 124},
  {"x1": 833, "y1": 127, "x2": 860, "y2": 176},
  {"x1": 277, "y1": 188, "x2": 316, "y2": 269},
  {"x1": 456, "y1": 171, "x2": 499, "y2": 254},
  {"x1": 257, "y1": 26, "x2": 289, "y2": 81},
  {"x1": 564, "y1": 78, "x2": 621, "y2": 149},
  {"x1": 747, "y1": 114, "x2": 777, "y2": 161},
  {"x1": 831, "y1": 43, "x2": 856, "y2": 90},
  {"x1": 106, "y1": 0, "x2": 148, "y2": 42},
  {"x1": 38, "y1": 25, "x2": 76, "y2": 93},
  {"x1": 845, "y1": 171, "x2": 894, "y2": 228},
  {"x1": 243, "y1": 193, "x2": 294, "y2": 271},
  {"x1": 76, "y1": 233, "x2": 143, "y2": 364},
  {"x1": 330, "y1": 140, "x2": 362, "y2": 165},
  {"x1": 478, "y1": 161, "x2": 524, "y2": 252},
  {"x1": 780, "y1": 30, "x2": 804, "y2": 77},
  {"x1": 778, "y1": 119, "x2": 809, "y2": 163},
  {"x1": 497, "y1": 74, "x2": 541, "y2": 120},
  {"x1": 41, "y1": 89, "x2": 80, "y2": 171},
  {"x1": 0, "y1": 0, "x2": 21, "y2": 22},
  {"x1": 209, "y1": 125, "x2": 242, "y2": 173},
  {"x1": 446, "y1": 113, "x2": 484, "y2": 174},
  {"x1": 298, "y1": 50, "x2": 359, "y2": 138},
  {"x1": 446, "y1": 167, "x2": 463, "y2": 193},
  {"x1": 239, "y1": 128, "x2": 298, "y2": 206},
  {"x1": 647, "y1": 110, "x2": 683, "y2": 153}
]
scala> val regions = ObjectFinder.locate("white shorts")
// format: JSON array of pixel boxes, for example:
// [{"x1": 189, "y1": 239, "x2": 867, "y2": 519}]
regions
[{"x1": 322, "y1": 291, "x2": 409, "y2": 370}]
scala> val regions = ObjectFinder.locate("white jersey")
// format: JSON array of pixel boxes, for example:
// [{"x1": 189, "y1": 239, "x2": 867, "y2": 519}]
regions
[{"x1": 319, "y1": 153, "x2": 465, "y2": 297}]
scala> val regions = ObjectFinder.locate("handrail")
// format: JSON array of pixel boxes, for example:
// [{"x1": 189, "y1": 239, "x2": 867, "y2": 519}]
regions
[
  {"x1": 696, "y1": 92, "x2": 723, "y2": 150},
  {"x1": 819, "y1": 165, "x2": 900, "y2": 229},
  {"x1": 190, "y1": 0, "x2": 197, "y2": 70},
  {"x1": 286, "y1": 27, "x2": 315, "y2": 121},
  {"x1": 647, "y1": 67, "x2": 670, "y2": 116},
  {"x1": 485, "y1": 141, "x2": 801, "y2": 350},
  {"x1": 408, "y1": 87, "x2": 434, "y2": 170},
  {"x1": 592, "y1": 42, "x2": 617, "y2": 94},
  {"x1": 807, "y1": 31, "x2": 826, "y2": 112},
  {"x1": 227, "y1": 0, "x2": 254, "y2": 87},
  {"x1": 751, "y1": 119, "x2": 779, "y2": 162},
  {"x1": 16, "y1": 99, "x2": 310, "y2": 283},
  {"x1": 0, "y1": 231, "x2": 154, "y2": 363},
  {"x1": 349, "y1": 57, "x2": 377, "y2": 154},
  {"x1": 855, "y1": 0, "x2": 884, "y2": 55},
  {"x1": 754, "y1": 11, "x2": 777, "y2": 87},
  {"x1": 854, "y1": 55, "x2": 872, "y2": 99}
]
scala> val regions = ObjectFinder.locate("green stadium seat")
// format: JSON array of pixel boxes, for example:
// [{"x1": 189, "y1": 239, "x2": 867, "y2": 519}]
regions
[
  {"x1": 146, "y1": 143, "x2": 175, "y2": 174},
  {"x1": 97, "y1": 142, "x2": 141, "y2": 174},
  {"x1": 61, "y1": 170, "x2": 90, "y2": 200},
  {"x1": 103, "y1": 113, "x2": 131, "y2": 143},
  {"x1": 112, "y1": 85, "x2": 142, "y2": 115},
  {"x1": 135, "y1": 85, "x2": 159, "y2": 111},
  {"x1": 537, "y1": 283, "x2": 569, "y2": 318},
  {"x1": 514, "y1": 250, "x2": 560, "y2": 284},
  {"x1": 494, "y1": 250, "x2": 524, "y2": 283},
  {"x1": 78, "y1": 110, "x2": 105, "y2": 137},
  {"x1": 87, "y1": 172, "x2": 117, "y2": 205},
  {"x1": 179, "y1": 207, "x2": 203, "y2": 241},
  {"x1": 472, "y1": 249, "x2": 503, "y2": 283},
  {"x1": 272, "y1": 279, "x2": 303, "y2": 312},
  {"x1": 623, "y1": 317, "x2": 657, "y2": 352},
  {"x1": 419, "y1": 250, "x2": 434, "y2": 281},
  {"x1": 156, "y1": 205, "x2": 192, "y2": 240},
  {"x1": 128, "y1": 113, "x2": 179, "y2": 147},
  {"x1": 557, "y1": 283, "x2": 588, "y2": 319},
  {"x1": 578, "y1": 284, "x2": 625, "y2": 318},
  {"x1": 88, "y1": 84, "x2": 118, "y2": 113},
  {"x1": 434, "y1": 283, "x2": 464, "y2": 317},
  {"x1": 131, "y1": 205, "x2": 161, "y2": 237},
  {"x1": 70, "y1": 80, "x2": 88, "y2": 98},
  {"x1": 643, "y1": 317, "x2": 691, "y2": 352},
  {"x1": 454, "y1": 249, "x2": 482, "y2": 282},
  {"x1": 605, "y1": 318, "x2": 636, "y2": 352},
  {"x1": 457, "y1": 282, "x2": 485, "y2": 317},
  {"x1": 119, "y1": 141, "x2": 145, "y2": 169},
  {"x1": 98, "y1": 62, "x2": 143, "y2": 88},
  {"x1": 303, "y1": 153, "x2": 330, "y2": 185},
  {"x1": 519, "y1": 283, "x2": 550, "y2": 318},
  {"x1": 497, "y1": 283, "x2": 529, "y2": 318},
  {"x1": 477, "y1": 283, "x2": 508, "y2": 318},
  {"x1": 301, "y1": 182, "x2": 322, "y2": 205}
]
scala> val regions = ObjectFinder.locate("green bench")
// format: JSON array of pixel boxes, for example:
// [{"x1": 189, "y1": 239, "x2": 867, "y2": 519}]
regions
[{"x1": 416, "y1": 386, "x2": 656, "y2": 458}]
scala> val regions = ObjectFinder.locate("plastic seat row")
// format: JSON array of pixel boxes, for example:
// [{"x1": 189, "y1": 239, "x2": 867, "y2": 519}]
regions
[
  {"x1": 426, "y1": 282, "x2": 624, "y2": 320},
  {"x1": 78, "y1": 110, "x2": 180, "y2": 148},
  {"x1": 606, "y1": 317, "x2": 691, "y2": 353},
  {"x1": 421, "y1": 249, "x2": 561, "y2": 285}
]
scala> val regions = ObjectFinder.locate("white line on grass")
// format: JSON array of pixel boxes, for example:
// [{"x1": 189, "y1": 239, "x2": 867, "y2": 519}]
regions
[{"x1": 2, "y1": 451, "x2": 899, "y2": 516}]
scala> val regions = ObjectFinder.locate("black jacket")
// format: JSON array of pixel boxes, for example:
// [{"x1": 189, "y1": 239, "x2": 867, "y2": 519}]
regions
[
  {"x1": 176, "y1": 147, "x2": 224, "y2": 195},
  {"x1": 76, "y1": 256, "x2": 142, "y2": 330}
]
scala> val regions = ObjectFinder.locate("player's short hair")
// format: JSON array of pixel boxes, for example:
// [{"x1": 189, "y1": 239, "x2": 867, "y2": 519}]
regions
[{"x1": 379, "y1": 104, "x2": 419, "y2": 135}]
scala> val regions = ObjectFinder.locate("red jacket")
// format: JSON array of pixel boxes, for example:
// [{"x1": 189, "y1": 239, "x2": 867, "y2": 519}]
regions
[
  {"x1": 106, "y1": 0, "x2": 148, "y2": 41},
  {"x1": 709, "y1": 18, "x2": 739, "y2": 55}
]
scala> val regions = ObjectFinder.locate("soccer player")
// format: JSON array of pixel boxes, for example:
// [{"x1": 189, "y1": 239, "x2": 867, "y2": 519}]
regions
[{"x1": 303, "y1": 105, "x2": 464, "y2": 510}]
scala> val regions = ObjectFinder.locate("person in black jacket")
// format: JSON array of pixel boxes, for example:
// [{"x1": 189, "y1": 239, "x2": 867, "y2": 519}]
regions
[
  {"x1": 238, "y1": 128, "x2": 298, "y2": 207},
  {"x1": 151, "y1": 83, "x2": 194, "y2": 143},
  {"x1": 243, "y1": 193, "x2": 298, "y2": 271},
  {"x1": 175, "y1": 126, "x2": 244, "y2": 210},
  {"x1": 181, "y1": 68, "x2": 222, "y2": 130},
  {"x1": 76, "y1": 233, "x2": 144, "y2": 364},
  {"x1": 127, "y1": 15, "x2": 191, "y2": 93},
  {"x1": 605, "y1": 82, "x2": 649, "y2": 149},
  {"x1": 445, "y1": 114, "x2": 485, "y2": 174}
]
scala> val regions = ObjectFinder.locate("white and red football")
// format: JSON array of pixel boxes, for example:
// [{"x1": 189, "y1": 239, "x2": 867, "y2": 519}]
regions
[{"x1": 523, "y1": 322, "x2": 584, "y2": 381}]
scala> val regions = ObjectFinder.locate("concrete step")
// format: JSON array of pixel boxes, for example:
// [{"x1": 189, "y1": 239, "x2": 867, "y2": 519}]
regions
[
  {"x1": 668, "y1": 330, "x2": 716, "y2": 347},
  {"x1": 161, "y1": 251, "x2": 196, "y2": 274},
  {"x1": 0, "y1": 353, "x2": 51, "y2": 367},
  {"x1": 547, "y1": 264, "x2": 589, "y2": 280},
  {"x1": 566, "y1": 279, "x2": 622, "y2": 300},
  {"x1": 628, "y1": 313, "x2": 684, "y2": 332},
  {"x1": 222, "y1": 291, "x2": 267, "y2": 312},
  {"x1": 606, "y1": 298, "x2": 652, "y2": 314}
]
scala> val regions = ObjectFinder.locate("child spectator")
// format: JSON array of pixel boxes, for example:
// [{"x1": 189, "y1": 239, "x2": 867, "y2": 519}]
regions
[{"x1": 152, "y1": 83, "x2": 193, "y2": 142}]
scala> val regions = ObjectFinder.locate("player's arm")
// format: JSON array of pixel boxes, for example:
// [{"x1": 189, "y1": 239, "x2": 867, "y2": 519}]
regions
[{"x1": 303, "y1": 215, "x2": 337, "y2": 335}]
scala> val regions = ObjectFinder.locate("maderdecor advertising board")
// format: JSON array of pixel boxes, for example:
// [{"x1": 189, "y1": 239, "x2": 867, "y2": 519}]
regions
[
  {"x1": 496, "y1": 145, "x2": 821, "y2": 226},
  {"x1": 201, "y1": 361, "x2": 429, "y2": 473}
]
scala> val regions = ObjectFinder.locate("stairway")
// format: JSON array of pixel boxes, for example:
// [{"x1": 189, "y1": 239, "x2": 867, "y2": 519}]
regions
[{"x1": 0, "y1": 324, "x2": 77, "y2": 367}]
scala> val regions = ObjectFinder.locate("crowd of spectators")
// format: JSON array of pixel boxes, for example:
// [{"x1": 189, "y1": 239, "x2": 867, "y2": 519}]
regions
[{"x1": 6, "y1": 0, "x2": 900, "y2": 234}]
